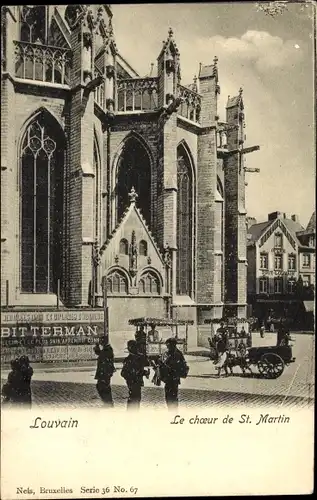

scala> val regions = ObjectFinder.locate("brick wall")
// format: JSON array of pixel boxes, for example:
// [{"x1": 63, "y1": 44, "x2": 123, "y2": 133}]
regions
[
  {"x1": 196, "y1": 128, "x2": 218, "y2": 303},
  {"x1": 224, "y1": 100, "x2": 247, "y2": 316}
]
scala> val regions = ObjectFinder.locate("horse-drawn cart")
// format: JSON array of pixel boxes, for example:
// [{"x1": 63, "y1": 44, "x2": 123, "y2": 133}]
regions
[
  {"x1": 247, "y1": 344, "x2": 296, "y2": 379},
  {"x1": 205, "y1": 319, "x2": 296, "y2": 379}
]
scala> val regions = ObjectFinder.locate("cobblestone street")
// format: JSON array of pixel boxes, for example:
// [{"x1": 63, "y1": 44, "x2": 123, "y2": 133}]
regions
[{"x1": 1, "y1": 333, "x2": 314, "y2": 409}]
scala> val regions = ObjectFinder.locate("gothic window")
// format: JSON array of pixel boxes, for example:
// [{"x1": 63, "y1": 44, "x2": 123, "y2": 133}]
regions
[
  {"x1": 176, "y1": 146, "x2": 193, "y2": 296},
  {"x1": 20, "y1": 114, "x2": 64, "y2": 293},
  {"x1": 106, "y1": 271, "x2": 128, "y2": 294},
  {"x1": 119, "y1": 239, "x2": 129, "y2": 255},
  {"x1": 20, "y1": 6, "x2": 47, "y2": 44},
  {"x1": 138, "y1": 272, "x2": 160, "y2": 295},
  {"x1": 139, "y1": 240, "x2": 147, "y2": 256},
  {"x1": 94, "y1": 141, "x2": 100, "y2": 242},
  {"x1": 116, "y1": 137, "x2": 152, "y2": 228}
]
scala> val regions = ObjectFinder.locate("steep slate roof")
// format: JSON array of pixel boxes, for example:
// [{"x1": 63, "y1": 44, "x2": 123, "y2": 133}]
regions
[
  {"x1": 247, "y1": 217, "x2": 304, "y2": 247},
  {"x1": 199, "y1": 65, "x2": 214, "y2": 78},
  {"x1": 226, "y1": 95, "x2": 241, "y2": 108},
  {"x1": 283, "y1": 218, "x2": 304, "y2": 235},
  {"x1": 247, "y1": 221, "x2": 271, "y2": 243},
  {"x1": 306, "y1": 211, "x2": 316, "y2": 233}
]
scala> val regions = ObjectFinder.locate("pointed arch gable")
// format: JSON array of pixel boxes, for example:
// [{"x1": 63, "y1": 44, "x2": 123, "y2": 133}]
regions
[
  {"x1": 18, "y1": 106, "x2": 65, "y2": 153},
  {"x1": 112, "y1": 131, "x2": 153, "y2": 230},
  {"x1": 137, "y1": 267, "x2": 163, "y2": 295},
  {"x1": 104, "y1": 266, "x2": 132, "y2": 287},
  {"x1": 177, "y1": 139, "x2": 196, "y2": 182},
  {"x1": 137, "y1": 266, "x2": 164, "y2": 288},
  {"x1": 112, "y1": 131, "x2": 154, "y2": 182}
]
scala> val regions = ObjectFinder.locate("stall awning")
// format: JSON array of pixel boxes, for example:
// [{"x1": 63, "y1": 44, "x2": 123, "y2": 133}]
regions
[{"x1": 304, "y1": 301, "x2": 314, "y2": 313}]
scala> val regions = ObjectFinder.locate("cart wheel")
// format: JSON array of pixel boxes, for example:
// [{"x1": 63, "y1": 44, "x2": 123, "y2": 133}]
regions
[{"x1": 258, "y1": 353, "x2": 284, "y2": 379}]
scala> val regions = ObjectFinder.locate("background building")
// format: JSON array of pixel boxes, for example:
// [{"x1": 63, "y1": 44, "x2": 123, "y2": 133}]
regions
[
  {"x1": 1, "y1": 5, "x2": 259, "y2": 351},
  {"x1": 247, "y1": 211, "x2": 315, "y2": 329}
]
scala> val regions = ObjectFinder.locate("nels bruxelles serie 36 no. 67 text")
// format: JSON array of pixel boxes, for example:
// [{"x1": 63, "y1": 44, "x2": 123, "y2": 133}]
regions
[{"x1": 16, "y1": 486, "x2": 139, "y2": 496}]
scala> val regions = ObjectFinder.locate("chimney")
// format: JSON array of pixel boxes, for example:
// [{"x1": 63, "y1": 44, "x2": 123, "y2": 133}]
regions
[
  {"x1": 246, "y1": 217, "x2": 257, "y2": 229},
  {"x1": 268, "y1": 211, "x2": 285, "y2": 221},
  {"x1": 291, "y1": 214, "x2": 299, "y2": 223}
]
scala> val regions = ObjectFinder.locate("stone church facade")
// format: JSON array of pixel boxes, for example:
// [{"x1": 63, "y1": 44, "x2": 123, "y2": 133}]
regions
[{"x1": 1, "y1": 5, "x2": 259, "y2": 347}]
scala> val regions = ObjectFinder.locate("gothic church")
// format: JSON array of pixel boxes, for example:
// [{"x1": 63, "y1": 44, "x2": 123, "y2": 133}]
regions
[{"x1": 1, "y1": 5, "x2": 259, "y2": 347}]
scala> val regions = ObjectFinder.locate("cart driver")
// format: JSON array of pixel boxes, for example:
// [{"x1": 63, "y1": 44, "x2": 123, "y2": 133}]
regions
[{"x1": 147, "y1": 324, "x2": 160, "y2": 343}]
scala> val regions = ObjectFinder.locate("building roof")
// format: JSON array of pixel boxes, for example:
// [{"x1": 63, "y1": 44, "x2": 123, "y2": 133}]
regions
[
  {"x1": 247, "y1": 217, "x2": 305, "y2": 247},
  {"x1": 247, "y1": 221, "x2": 271, "y2": 243},
  {"x1": 283, "y1": 218, "x2": 304, "y2": 235},
  {"x1": 226, "y1": 95, "x2": 240, "y2": 108},
  {"x1": 199, "y1": 65, "x2": 214, "y2": 78},
  {"x1": 306, "y1": 211, "x2": 315, "y2": 233}
]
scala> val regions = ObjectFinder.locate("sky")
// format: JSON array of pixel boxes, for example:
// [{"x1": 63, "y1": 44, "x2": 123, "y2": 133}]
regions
[{"x1": 109, "y1": 2, "x2": 315, "y2": 228}]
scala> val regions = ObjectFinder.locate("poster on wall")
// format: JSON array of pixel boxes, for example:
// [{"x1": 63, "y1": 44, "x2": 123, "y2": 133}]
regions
[{"x1": 0, "y1": 310, "x2": 105, "y2": 362}]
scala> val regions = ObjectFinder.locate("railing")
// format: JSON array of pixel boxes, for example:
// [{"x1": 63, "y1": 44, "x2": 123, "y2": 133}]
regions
[
  {"x1": 116, "y1": 77, "x2": 158, "y2": 112},
  {"x1": 14, "y1": 40, "x2": 71, "y2": 85},
  {"x1": 177, "y1": 85, "x2": 201, "y2": 124}
]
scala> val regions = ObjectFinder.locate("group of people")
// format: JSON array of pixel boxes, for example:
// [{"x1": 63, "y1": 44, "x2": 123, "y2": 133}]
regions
[
  {"x1": 2, "y1": 355, "x2": 34, "y2": 407},
  {"x1": 94, "y1": 325, "x2": 189, "y2": 409}
]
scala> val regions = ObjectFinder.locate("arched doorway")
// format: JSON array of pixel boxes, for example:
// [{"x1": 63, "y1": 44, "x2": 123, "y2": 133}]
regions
[
  {"x1": 115, "y1": 136, "x2": 151, "y2": 227},
  {"x1": 20, "y1": 112, "x2": 64, "y2": 293},
  {"x1": 176, "y1": 144, "x2": 194, "y2": 296}
]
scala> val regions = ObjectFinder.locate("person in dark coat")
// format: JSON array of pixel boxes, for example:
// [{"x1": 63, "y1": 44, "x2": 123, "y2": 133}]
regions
[
  {"x1": 135, "y1": 326, "x2": 147, "y2": 357},
  {"x1": 159, "y1": 338, "x2": 189, "y2": 409},
  {"x1": 121, "y1": 340, "x2": 149, "y2": 410},
  {"x1": 94, "y1": 340, "x2": 116, "y2": 407},
  {"x1": 2, "y1": 356, "x2": 33, "y2": 407},
  {"x1": 277, "y1": 322, "x2": 291, "y2": 346}
]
